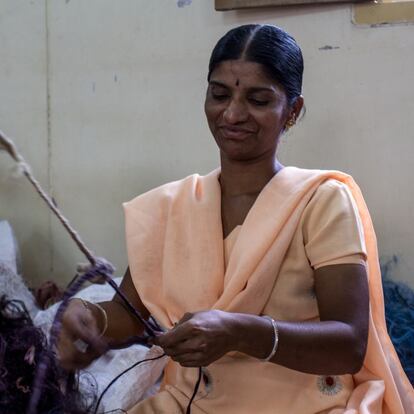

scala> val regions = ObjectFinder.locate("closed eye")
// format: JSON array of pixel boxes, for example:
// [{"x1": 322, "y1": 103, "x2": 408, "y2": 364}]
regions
[
  {"x1": 249, "y1": 98, "x2": 269, "y2": 106},
  {"x1": 212, "y1": 93, "x2": 229, "y2": 101}
]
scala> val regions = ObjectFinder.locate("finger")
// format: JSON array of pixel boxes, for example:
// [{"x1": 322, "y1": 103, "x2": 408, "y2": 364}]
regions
[
  {"x1": 163, "y1": 312, "x2": 198, "y2": 343},
  {"x1": 150, "y1": 332, "x2": 164, "y2": 346},
  {"x1": 76, "y1": 323, "x2": 108, "y2": 354},
  {"x1": 163, "y1": 338, "x2": 206, "y2": 358},
  {"x1": 171, "y1": 352, "x2": 207, "y2": 367},
  {"x1": 63, "y1": 320, "x2": 108, "y2": 359},
  {"x1": 58, "y1": 334, "x2": 103, "y2": 371},
  {"x1": 157, "y1": 321, "x2": 196, "y2": 348},
  {"x1": 180, "y1": 356, "x2": 217, "y2": 367},
  {"x1": 177, "y1": 312, "x2": 194, "y2": 324}
]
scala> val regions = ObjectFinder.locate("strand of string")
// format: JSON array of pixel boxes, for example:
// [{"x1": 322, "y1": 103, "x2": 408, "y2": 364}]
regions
[
  {"x1": 93, "y1": 353, "x2": 167, "y2": 414},
  {"x1": 0, "y1": 129, "x2": 97, "y2": 266},
  {"x1": 186, "y1": 367, "x2": 202, "y2": 414}
]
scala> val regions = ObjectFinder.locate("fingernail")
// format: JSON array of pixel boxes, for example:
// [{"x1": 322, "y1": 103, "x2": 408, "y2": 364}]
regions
[{"x1": 73, "y1": 339, "x2": 88, "y2": 353}]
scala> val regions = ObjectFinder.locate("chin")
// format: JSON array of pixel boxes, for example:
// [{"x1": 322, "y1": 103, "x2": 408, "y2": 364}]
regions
[
  {"x1": 220, "y1": 149, "x2": 261, "y2": 162},
  {"x1": 215, "y1": 139, "x2": 253, "y2": 160}
]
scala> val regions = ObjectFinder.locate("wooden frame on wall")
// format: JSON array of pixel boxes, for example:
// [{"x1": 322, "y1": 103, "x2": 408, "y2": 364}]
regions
[
  {"x1": 215, "y1": 0, "x2": 414, "y2": 25},
  {"x1": 215, "y1": 0, "x2": 366, "y2": 9}
]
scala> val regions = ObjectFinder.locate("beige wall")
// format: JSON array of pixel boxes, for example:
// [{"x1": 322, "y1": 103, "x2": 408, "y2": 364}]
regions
[{"x1": 0, "y1": 0, "x2": 413, "y2": 288}]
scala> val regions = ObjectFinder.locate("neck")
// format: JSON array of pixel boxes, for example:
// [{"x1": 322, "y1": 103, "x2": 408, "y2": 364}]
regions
[{"x1": 219, "y1": 154, "x2": 283, "y2": 196}]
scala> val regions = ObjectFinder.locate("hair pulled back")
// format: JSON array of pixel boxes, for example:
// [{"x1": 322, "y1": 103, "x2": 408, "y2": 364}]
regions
[{"x1": 208, "y1": 24, "x2": 303, "y2": 106}]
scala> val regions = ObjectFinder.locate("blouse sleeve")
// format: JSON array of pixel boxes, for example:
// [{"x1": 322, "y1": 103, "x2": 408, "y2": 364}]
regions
[{"x1": 302, "y1": 179, "x2": 367, "y2": 270}]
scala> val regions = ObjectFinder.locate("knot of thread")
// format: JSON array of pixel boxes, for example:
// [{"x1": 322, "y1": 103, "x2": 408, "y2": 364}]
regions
[{"x1": 76, "y1": 257, "x2": 115, "y2": 283}]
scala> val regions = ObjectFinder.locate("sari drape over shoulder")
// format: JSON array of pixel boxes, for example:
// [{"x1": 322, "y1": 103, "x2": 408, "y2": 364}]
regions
[{"x1": 123, "y1": 167, "x2": 413, "y2": 414}]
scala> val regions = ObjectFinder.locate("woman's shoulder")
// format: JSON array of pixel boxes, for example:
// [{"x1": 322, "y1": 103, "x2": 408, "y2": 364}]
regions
[
  {"x1": 124, "y1": 174, "x2": 196, "y2": 207},
  {"x1": 274, "y1": 167, "x2": 357, "y2": 208},
  {"x1": 305, "y1": 175, "x2": 358, "y2": 217},
  {"x1": 315, "y1": 177, "x2": 353, "y2": 197},
  {"x1": 280, "y1": 166, "x2": 362, "y2": 228},
  {"x1": 123, "y1": 168, "x2": 221, "y2": 212},
  {"x1": 298, "y1": 173, "x2": 367, "y2": 268}
]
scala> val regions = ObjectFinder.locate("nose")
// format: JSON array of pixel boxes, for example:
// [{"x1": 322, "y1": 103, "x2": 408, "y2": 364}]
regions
[{"x1": 222, "y1": 98, "x2": 249, "y2": 124}]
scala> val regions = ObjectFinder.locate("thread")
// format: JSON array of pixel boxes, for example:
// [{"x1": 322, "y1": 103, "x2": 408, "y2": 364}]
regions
[{"x1": 0, "y1": 130, "x2": 97, "y2": 266}]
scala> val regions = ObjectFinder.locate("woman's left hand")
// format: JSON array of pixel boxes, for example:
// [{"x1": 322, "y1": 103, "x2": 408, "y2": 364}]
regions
[{"x1": 154, "y1": 310, "x2": 237, "y2": 367}]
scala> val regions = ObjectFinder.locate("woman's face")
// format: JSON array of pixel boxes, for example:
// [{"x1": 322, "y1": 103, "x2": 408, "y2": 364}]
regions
[{"x1": 205, "y1": 59, "x2": 293, "y2": 162}]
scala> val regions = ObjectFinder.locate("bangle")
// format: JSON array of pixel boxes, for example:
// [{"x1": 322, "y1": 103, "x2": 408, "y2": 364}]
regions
[
  {"x1": 261, "y1": 315, "x2": 279, "y2": 362},
  {"x1": 71, "y1": 298, "x2": 108, "y2": 337},
  {"x1": 91, "y1": 302, "x2": 108, "y2": 337}
]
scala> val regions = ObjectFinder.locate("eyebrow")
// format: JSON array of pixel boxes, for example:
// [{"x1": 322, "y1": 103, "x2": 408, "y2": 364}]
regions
[{"x1": 209, "y1": 80, "x2": 277, "y2": 94}]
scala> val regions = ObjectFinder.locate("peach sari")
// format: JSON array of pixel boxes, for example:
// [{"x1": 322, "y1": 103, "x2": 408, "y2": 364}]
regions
[{"x1": 124, "y1": 167, "x2": 413, "y2": 413}]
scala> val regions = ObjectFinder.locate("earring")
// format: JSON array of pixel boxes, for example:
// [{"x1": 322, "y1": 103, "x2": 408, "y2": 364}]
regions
[{"x1": 285, "y1": 114, "x2": 296, "y2": 130}]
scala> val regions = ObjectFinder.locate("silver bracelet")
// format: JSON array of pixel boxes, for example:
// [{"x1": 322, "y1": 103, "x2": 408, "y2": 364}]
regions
[{"x1": 261, "y1": 315, "x2": 279, "y2": 362}]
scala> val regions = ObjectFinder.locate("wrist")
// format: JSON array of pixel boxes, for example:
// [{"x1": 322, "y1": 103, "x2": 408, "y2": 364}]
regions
[
  {"x1": 260, "y1": 316, "x2": 279, "y2": 362},
  {"x1": 230, "y1": 313, "x2": 276, "y2": 359},
  {"x1": 225, "y1": 312, "x2": 244, "y2": 353}
]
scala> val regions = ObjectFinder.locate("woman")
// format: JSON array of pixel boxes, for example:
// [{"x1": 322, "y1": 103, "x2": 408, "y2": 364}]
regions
[{"x1": 58, "y1": 25, "x2": 413, "y2": 413}]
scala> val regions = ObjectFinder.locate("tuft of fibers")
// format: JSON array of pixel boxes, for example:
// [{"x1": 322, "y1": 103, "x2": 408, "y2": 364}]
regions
[{"x1": 382, "y1": 276, "x2": 414, "y2": 385}]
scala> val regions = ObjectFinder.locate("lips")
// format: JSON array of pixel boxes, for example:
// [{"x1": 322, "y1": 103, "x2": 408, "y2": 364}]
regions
[{"x1": 219, "y1": 126, "x2": 254, "y2": 140}]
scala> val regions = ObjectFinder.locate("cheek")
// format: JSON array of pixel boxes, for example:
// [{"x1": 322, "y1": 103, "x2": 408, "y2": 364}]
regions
[
  {"x1": 204, "y1": 101, "x2": 223, "y2": 126},
  {"x1": 259, "y1": 109, "x2": 286, "y2": 133}
]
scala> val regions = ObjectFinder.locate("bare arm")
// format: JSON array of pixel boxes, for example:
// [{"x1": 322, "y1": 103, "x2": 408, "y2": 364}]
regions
[
  {"x1": 95, "y1": 268, "x2": 150, "y2": 345},
  {"x1": 156, "y1": 263, "x2": 369, "y2": 375},
  {"x1": 234, "y1": 263, "x2": 369, "y2": 374}
]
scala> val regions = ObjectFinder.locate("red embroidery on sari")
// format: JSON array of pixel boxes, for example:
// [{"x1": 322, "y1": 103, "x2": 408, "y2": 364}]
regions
[{"x1": 317, "y1": 375, "x2": 343, "y2": 396}]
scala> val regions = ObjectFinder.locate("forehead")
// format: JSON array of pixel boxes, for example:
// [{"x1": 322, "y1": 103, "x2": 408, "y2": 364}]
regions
[{"x1": 209, "y1": 59, "x2": 277, "y2": 89}]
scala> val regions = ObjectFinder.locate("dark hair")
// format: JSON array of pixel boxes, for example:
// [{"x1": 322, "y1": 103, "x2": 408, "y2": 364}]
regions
[
  {"x1": 208, "y1": 24, "x2": 303, "y2": 106},
  {"x1": 0, "y1": 296, "x2": 94, "y2": 413}
]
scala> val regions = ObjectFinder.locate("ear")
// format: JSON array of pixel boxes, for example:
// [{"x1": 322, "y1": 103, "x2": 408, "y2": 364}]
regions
[
  {"x1": 283, "y1": 96, "x2": 305, "y2": 132},
  {"x1": 292, "y1": 95, "x2": 304, "y2": 120}
]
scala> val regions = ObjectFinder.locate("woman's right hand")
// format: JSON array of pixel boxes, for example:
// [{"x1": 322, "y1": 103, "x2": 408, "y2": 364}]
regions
[{"x1": 57, "y1": 298, "x2": 108, "y2": 371}]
